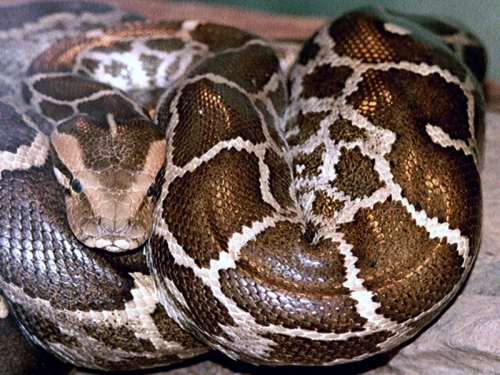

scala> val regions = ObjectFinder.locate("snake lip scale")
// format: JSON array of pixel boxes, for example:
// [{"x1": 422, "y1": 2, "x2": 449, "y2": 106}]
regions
[{"x1": 0, "y1": 3, "x2": 485, "y2": 372}]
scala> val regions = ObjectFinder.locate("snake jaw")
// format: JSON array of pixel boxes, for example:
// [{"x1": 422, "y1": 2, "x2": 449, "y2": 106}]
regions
[
  {"x1": 64, "y1": 186, "x2": 155, "y2": 252},
  {"x1": 94, "y1": 237, "x2": 138, "y2": 252},
  {"x1": 69, "y1": 218, "x2": 151, "y2": 252}
]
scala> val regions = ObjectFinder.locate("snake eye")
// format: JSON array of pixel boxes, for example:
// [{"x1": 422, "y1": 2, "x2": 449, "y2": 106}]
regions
[
  {"x1": 147, "y1": 183, "x2": 156, "y2": 197},
  {"x1": 71, "y1": 178, "x2": 83, "y2": 194}
]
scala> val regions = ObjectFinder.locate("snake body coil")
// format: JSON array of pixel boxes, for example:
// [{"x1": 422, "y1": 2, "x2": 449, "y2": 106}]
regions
[{"x1": 0, "y1": 4, "x2": 485, "y2": 371}]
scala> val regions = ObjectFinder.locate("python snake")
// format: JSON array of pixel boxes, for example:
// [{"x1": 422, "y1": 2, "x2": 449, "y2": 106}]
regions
[{"x1": 0, "y1": 2, "x2": 486, "y2": 372}]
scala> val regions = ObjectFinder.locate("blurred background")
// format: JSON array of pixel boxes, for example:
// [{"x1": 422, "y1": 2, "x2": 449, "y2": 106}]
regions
[{"x1": 195, "y1": 0, "x2": 500, "y2": 79}]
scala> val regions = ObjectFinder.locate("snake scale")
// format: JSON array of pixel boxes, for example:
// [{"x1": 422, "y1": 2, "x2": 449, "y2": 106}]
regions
[{"x1": 0, "y1": 1, "x2": 486, "y2": 372}]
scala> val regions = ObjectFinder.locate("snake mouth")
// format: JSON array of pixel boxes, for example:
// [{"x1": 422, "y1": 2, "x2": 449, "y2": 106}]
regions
[
  {"x1": 94, "y1": 237, "x2": 140, "y2": 252},
  {"x1": 68, "y1": 215, "x2": 151, "y2": 253},
  {"x1": 79, "y1": 232, "x2": 148, "y2": 253}
]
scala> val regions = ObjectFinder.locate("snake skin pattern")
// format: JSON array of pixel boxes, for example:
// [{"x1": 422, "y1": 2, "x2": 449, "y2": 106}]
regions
[{"x1": 0, "y1": 2, "x2": 486, "y2": 372}]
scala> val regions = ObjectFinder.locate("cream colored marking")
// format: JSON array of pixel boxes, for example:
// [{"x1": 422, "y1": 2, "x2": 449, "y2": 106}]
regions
[
  {"x1": 107, "y1": 113, "x2": 118, "y2": 138},
  {"x1": 400, "y1": 196, "x2": 470, "y2": 259},
  {"x1": 27, "y1": 73, "x2": 149, "y2": 123},
  {"x1": 51, "y1": 131, "x2": 85, "y2": 176},
  {"x1": 269, "y1": 40, "x2": 303, "y2": 74},
  {"x1": 426, "y1": 123, "x2": 474, "y2": 154},
  {"x1": 52, "y1": 166, "x2": 71, "y2": 190},
  {"x1": 76, "y1": 35, "x2": 209, "y2": 92},
  {"x1": 384, "y1": 22, "x2": 411, "y2": 35},
  {"x1": 0, "y1": 295, "x2": 8, "y2": 318},
  {"x1": 439, "y1": 30, "x2": 482, "y2": 62},
  {"x1": 163, "y1": 137, "x2": 266, "y2": 187},
  {"x1": 0, "y1": 132, "x2": 49, "y2": 178},
  {"x1": 181, "y1": 20, "x2": 200, "y2": 33}
]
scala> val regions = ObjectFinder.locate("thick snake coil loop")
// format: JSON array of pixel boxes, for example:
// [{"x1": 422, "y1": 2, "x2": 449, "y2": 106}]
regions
[{"x1": 0, "y1": 6, "x2": 485, "y2": 371}]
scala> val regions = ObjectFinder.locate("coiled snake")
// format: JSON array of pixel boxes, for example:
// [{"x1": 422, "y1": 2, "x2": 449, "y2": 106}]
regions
[{"x1": 0, "y1": 2, "x2": 486, "y2": 372}]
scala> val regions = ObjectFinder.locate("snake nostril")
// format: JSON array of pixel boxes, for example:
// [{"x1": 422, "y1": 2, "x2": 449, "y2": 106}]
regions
[{"x1": 127, "y1": 219, "x2": 137, "y2": 230}]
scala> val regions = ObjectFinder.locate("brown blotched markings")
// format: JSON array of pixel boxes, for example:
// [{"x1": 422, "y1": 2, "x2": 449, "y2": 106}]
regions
[
  {"x1": 44, "y1": 91, "x2": 145, "y2": 124},
  {"x1": 38, "y1": 101, "x2": 74, "y2": 122},
  {"x1": 286, "y1": 111, "x2": 329, "y2": 147},
  {"x1": 82, "y1": 321, "x2": 156, "y2": 352},
  {"x1": 74, "y1": 93, "x2": 143, "y2": 123},
  {"x1": 163, "y1": 149, "x2": 275, "y2": 268},
  {"x1": 333, "y1": 146, "x2": 384, "y2": 200},
  {"x1": 25, "y1": 73, "x2": 147, "y2": 124},
  {"x1": 340, "y1": 199, "x2": 463, "y2": 322},
  {"x1": 329, "y1": 11, "x2": 468, "y2": 80},
  {"x1": 149, "y1": 9, "x2": 483, "y2": 365},
  {"x1": 300, "y1": 65, "x2": 353, "y2": 99},
  {"x1": 32, "y1": 75, "x2": 107, "y2": 101},
  {"x1": 150, "y1": 305, "x2": 208, "y2": 349},
  {"x1": 293, "y1": 143, "x2": 326, "y2": 178},
  {"x1": 25, "y1": 21, "x2": 184, "y2": 76},
  {"x1": 10, "y1": 302, "x2": 80, "y2": 348},
  {"x1": 145, "y1": 38, "x2": 186, "y2": 52},
  {"x1": 139, "y1": 53, "x2": 162, "y2": 85},
  {"x1": 25, "y1": 20, "x2": 202, "y2": 118},
  {"x1": 350, "y1": 69, "x2": 472, "y2": 140},
  {"x1": 189, "y1": 23, "x2": 255, "y2": 52},
  {"x1": 78, "y1": 37, "x2": 192, "y2": 96},
  {"x1": 80, "y1": 58, "x2": 101, "y2": 75},
  {"x1": 219, "y1": 221, "x2": 368, "y2": 334},
  {"x1": 261, "y1": 330, "x2": 394, "y2": 365},
  {"x1": 166, "y1": 79, "x2": 266, "y2": 168},
  {"x1": 220, "y1": 266, "x2": 364, "y2": 333},
  {"x1": 149, "y1": 234, "x2": 237, "y2": 340},
  {"x1": 189, "y1": 44, "x2": 280, "y2": 95},
  {"x1": 347, "y1": 68, "x2": 481, "y2": 240},
  {"x1": 264, "y1": 149, "x2": 294, "y2": 209},
  {"x1": 312, "y1": 190, "x2": 345, "y2": 219},
  {"x1": 328, "y1": 116, "x2": 368, "y2": 143}
]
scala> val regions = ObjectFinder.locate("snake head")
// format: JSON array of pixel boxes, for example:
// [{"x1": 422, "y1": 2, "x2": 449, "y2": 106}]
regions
[{"x1": 50, "y1": 114, "x2": 166, "y2": 252}]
